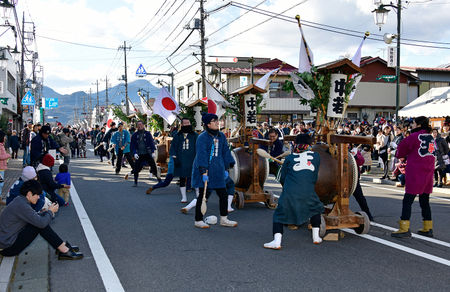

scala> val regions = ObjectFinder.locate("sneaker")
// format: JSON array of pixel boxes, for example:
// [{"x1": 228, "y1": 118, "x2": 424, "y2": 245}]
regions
[
  {"x1": 195, "y1": 221, "x2": 210, "y2": 229},
  {"x1": 220, "y1": 216, "x2": 238, "y2": 227}
]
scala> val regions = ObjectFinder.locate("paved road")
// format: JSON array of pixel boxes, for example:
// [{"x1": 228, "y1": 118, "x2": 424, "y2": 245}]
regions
[{"x1": 47, "y1": 150, "x2": 450, "y2": 291}]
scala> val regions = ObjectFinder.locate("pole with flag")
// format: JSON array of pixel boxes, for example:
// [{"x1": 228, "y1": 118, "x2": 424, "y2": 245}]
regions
[
  {"x1": 349, "y1": 32, "x2": 370, "y2": 100},
  {"x1": 296, "y1": 15, "x2": 314, "y2": 74}
]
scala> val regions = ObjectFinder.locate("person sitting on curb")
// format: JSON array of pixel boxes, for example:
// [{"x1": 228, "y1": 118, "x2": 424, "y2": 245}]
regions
[
  {"x1": 0, "y1": 180, "x2": 83, "y2": 260},
  {"x1": 6, "y1": 166, "x2": 46, "y2": 211},
  {"x1": 37, "y1": 154, "x2": 68, "y2": 206}
]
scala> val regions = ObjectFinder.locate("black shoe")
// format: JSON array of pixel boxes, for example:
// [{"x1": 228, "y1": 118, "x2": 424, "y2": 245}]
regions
[
  {"x1": 380, "y1": 176, "x2": 386, "y2": 180},
  {"x1": 417, "y1": 229, "x2": 434, "y2": 237},
  {"x1": 133, "y1": 183, "x2": 137, "y2": 187},
  {"x1": 433, "y1": 183, "x2": 438, "y2": 187},
  {"x1": 58, "y1": 250, "x2": 83, "y2": 260},
  {"x1": 437, "y1": 183, "x2": 443, "y2": 188},
  {"x1": 55, "y1": 242, "x2": 79, "y2": 254}
]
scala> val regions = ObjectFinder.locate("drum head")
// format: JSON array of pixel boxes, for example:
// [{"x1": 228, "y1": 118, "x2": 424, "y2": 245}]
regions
[
  {"x1": 230, "y1": 150, "x2": 240, "y2": 184},
  {"x1": 348, "y1": 153, "x2": 358, "y2": 197}
]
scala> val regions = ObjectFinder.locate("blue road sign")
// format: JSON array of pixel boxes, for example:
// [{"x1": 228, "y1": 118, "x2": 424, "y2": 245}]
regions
[
  {"x1": 21, "y1": 91, "x2": 36, "y2": 105},
  {"x1": 136, "y1": 64, "x2": 147, "y2": 77},
  {"x1": 43, "y1": 98, "x2": 58, "y2": 109}
]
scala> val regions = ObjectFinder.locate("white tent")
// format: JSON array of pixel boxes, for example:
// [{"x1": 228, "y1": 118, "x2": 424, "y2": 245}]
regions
[{"x1": 399, "y1": 87, "x2": 450, "y2": 118}]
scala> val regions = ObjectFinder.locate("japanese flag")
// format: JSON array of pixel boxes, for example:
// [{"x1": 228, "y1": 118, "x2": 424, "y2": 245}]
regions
[
  {"x1": 205, "y1": 82, "x2": 228, "y2": 118},
  {"x1": 106, "y1": 109, "x2": 119, "y2": 130},
  {"x1": 153, "y1": 87, "x2": 180, "y2": 125},
  {"x1": 128, "y1": 99, "x2": 138, "y2": 113}
]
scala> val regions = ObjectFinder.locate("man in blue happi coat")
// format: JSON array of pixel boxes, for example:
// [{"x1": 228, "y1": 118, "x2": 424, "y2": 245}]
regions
[{"x1": 192, "y1": 113, "x2": 237, "y2": 229}]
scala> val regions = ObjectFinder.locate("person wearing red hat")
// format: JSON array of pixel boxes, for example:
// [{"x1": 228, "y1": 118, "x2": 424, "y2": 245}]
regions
[{"x1": 36, "y1": 154, "x2": 69, "y2": 206}]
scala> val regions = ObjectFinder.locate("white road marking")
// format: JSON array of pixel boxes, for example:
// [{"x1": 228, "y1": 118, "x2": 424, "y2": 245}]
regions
[
  {"x1": 70, "y1": 182, "x2": 125, "y2": 292},
  {"x1": 370, "y1": 222, "x2": 450, "y2": 248},
  {"x1": 0, "y1": 257, "x2": 15, "y2": 292},
  {"x1": 360, "y1": 183, "x2": 450, "y2": 202},
  {"x1": 343, "y1": 229, "x2": 450, "y2": 267}
]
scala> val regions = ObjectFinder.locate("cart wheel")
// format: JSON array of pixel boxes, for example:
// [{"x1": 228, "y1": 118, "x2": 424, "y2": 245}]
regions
[
  {"x1": 234, "y1": 192, "x2": 245, "y2": 209},
  {"x1": 353, "y1": 211, "x2": 370, "y2": 234},
  {"x1": 319, "y1": 215, "x2": 327, "y2": 237},
  {"x1": 264, "y1": 192, "x2": 278, "y2": 209}
]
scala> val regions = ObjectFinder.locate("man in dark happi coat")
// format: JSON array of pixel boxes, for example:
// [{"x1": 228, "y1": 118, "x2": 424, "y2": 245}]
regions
[
  {"x1": 264, "y1": 134, "x2": 324, "y2": 250},
  {"x1": 170, "y1": 118, "x2": 198, "y2": 203}
]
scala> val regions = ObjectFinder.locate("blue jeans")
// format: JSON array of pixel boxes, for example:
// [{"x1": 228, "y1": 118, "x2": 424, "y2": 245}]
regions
[
  {"x1": 398, "y1": 174, "x2": 405, "y2": 186},
  {"x1": 0, "y1": 170, "x2": 4, "y2": 198},
  {"x1": 23, "y1": 146, "x2": 30, "y2": 166}
]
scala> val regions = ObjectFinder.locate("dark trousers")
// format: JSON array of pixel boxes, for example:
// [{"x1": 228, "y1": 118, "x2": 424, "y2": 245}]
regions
[
  {"x1": 195, "y1": 187, "x2": 228, "y2": 221},
  {"x1": 352, "y1": 179, "x2": 373, "y2": 220},
  {"x1": 380, "y1": 152, "x2": 389, "y2": 178},
  {"x1": 0, "y1": 224, "x2": 63, "y2": 257},
  {"x1": 116, "y1": 150, "x2": 134, "y2": 174},
  {"x1": 12, "y1": 148, "x2": 19, "y2": 159},
  {"x1": 434, "y1": 169, "x2": 445, "y2": 184},
  {"x1": 133, "y1": 154, "x2": 158, "y2": 183},
  {"x1": 152, "y1": 174, "x2": 174, "y2": 191},
  {"x1": 180, "y1": 177, "x2": 187, "y2": 187},
  {"x1": 401, "y1": 193, "x2": 431, "y2": 221},
  {"x1": 272, "y1": 214, "x2": 321, "y2": 235}
]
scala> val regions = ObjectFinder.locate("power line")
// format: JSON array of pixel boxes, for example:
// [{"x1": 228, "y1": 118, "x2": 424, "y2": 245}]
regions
[
  {"x1": 232, "y1": 1, "x2": 450, "y2": 47},
  {"x1": 229, "y1": 2, "x2": 450, "y2": 50},
  {"x1": 207, "y1": 0, "x2": 309, "y2": 49}
]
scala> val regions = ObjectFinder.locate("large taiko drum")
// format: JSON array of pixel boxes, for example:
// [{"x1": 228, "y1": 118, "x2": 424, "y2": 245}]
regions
[
  {"x1": 229, "y1": 147, "x2": 269, "y2": 190},
  {"x1": 313, "y1": 144, "x2": 358, "y2": 205},
  {"x1": 154, "y1": 144, "x2": 168, "y2": 164}
]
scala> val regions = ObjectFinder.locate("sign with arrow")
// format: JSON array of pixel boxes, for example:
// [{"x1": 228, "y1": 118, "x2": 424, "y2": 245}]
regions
[
  {"x1": 43, "y1": 97, "x2": 58, "y2": 109},
  {"x1": 136, "y1": 64, "x2": 147, "y2": 77},
  {"x1": 21, "y1": 91, "x2": 36, "y2": 105}
]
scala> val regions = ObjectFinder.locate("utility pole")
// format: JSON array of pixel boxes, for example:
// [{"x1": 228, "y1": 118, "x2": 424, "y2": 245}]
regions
[
  {"x1": 199, "y1": 0, "x2": 206, "y2": 99},
  {"x1": 92, "y1": 80, "x2": 99, "y2": 123},
  {"x1": 119, "y1": 41, "x2": 131, "y2": 116},
  {"x1": 105, "y1": 76, "x2": 109, "y2": 108}
]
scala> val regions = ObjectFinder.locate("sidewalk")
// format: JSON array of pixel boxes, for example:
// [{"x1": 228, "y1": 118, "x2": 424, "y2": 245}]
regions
[
  {"x1": 0, "y1": 152, "x2": 50, "y2": 292},
  {"x1": 360, "y1": 161, "x2": 450, "y2": 196}
]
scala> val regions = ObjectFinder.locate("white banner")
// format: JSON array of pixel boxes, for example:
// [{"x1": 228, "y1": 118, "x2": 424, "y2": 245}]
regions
[
  {"x1": 327, "y1": 74, "x2": 347, "y2": 118},
  {"x1": 387, "y1": 46, "x2": 396, "y2": 68},
  {"x1": 244, "y1": 94, "x2": 257, "y2": 127}
]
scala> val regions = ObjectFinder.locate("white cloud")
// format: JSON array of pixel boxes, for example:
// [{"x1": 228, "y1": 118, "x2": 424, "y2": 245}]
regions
[{"x1": 7, "y1": 0, "x2": 450, "y2": 95}]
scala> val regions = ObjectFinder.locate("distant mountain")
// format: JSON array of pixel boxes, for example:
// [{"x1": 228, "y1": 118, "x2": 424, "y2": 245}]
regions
[{"x1": 43, "y1": 79, "x2": 159, "y2": 123}]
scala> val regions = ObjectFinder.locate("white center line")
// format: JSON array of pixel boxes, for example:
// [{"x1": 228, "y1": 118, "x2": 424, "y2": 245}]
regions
[
  {"x1": 343, "y1": 229, "x2": 450, "y2": 267},
  {"x1": 370, "y1": 222, "x2": 450, "y2": 248},
  {"x1": 70, "y1": 181, "x2": 125, "y2": 292}
]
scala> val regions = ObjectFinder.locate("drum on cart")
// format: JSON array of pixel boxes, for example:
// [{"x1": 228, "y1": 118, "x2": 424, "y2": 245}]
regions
[{"x1": 229, "y1": 147, "x2": 269, "y2": 190}]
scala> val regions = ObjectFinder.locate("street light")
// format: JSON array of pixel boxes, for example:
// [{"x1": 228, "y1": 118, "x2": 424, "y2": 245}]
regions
[{"x1": 372, "y1": 0, "x2": 402, "y2": 122}]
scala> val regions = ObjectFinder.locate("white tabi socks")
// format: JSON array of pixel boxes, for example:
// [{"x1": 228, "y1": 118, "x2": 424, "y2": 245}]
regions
[
  {"x1": 264, "y1": 233, "x2": 282, "y2": 250},
  {"x1": 312, "y1": 227, "x2": 322, "y2": 244},
  {"x1": 180, "y1": 187, "x2": 187, "y2": 203},
  {"x1": 227, "y1": 195, "x2": 234, "y2": 212},
  {"x1": 181, "y1": 199, "x2": 197, "y2": 214}
]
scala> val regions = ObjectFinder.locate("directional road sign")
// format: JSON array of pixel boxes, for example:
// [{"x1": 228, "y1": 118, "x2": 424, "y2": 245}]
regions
[{"x1": 42, "y1": 98, "x2": 58, "y2": 109}]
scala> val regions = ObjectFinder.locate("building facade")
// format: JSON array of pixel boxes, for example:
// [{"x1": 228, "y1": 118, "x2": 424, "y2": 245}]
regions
[{"x1": 0, "y1": 48, "x2": 20, "y2": 130}]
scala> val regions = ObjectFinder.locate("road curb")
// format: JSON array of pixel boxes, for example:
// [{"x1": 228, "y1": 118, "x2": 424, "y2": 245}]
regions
[{"x1": 360, "y1": 175, "x2": 397, "y2": 186}]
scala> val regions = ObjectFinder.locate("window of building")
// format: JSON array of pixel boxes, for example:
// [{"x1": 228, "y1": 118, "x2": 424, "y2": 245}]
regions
[
  {"x1": 187, "y1": 83, "x2": 194, "y2": 98},
  {"x1": 197, "y1": 81, "x2": 202, "y2": 98},
  {"x1": 269, "y1": 82, "x2": 291, "y2": 98},
  {"x1": 177, "y1": 87, "x2": 184, "y2": 101},
  {"x1": 7, "y1": 71, "x2": 15, "y2": 95}
]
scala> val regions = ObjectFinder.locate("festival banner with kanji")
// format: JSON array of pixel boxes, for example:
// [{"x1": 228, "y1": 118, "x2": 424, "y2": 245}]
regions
[
  {"x1": 327, "y1": 73, "x2": 347, "y2": 118},
  {"x1": 244, "y1": 94, "x2": 257, "y2": 127}
]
